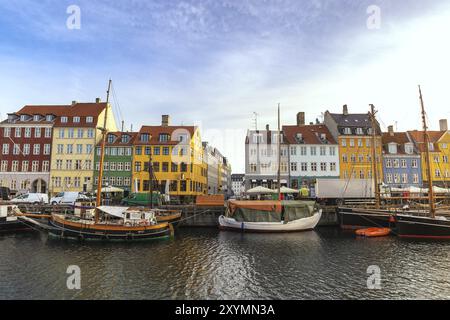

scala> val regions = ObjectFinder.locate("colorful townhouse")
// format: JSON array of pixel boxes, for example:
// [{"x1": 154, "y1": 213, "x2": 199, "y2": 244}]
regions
[
  {"x1": 203, "y1": 141, "x2": 232, "y2": 195},
  {"x1": 382, "y1": 126, "x2": 422, "y2": 188},
  {"x1": 49, "y1": 100, "x2": 117, "y2": 195},
  {"x1": 408, "y1": 119, "x2": 450, "y2": 187},
  {"x1": 93, "y1": 131, "x2": 137, "y2": 197},
  {"x1": 132, "y1": 115, "x2": 207, "y2": 202},
  {"x1": 244, "y1": 125, "x2": 290, "y2": 190},
  {"x1": 324, "y1": 105, "x2": 383, "y2": 182},
  {"x1": 0, "y1": 106, "x2": 57, "y2": 195},
  {"x1": 282, "y1": 112, "x2": 340, "y2": 189}
]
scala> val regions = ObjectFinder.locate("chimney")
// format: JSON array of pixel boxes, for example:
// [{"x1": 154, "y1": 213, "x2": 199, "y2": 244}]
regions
[
  {"x1": 316, "y1": 118, "x2": 320, "y2": 124},
  {"x1": 96, "y1": 97, "x2": 101, "y2": 103},
  {"x1": 343, "y1": 104, "x2": 348, "y2": 115},
  {"x1": 439, "y1": 119, "x2": 448, "y2": 131},
  {"x1": 388, "y1": 125, "x2": 394, "y2": 136},
  {"x1": 72, "y1": 100, "x2": 77, "y2": 105},
  {"x1": 162, "y1": 115, "x2": 170, "y2": 127},
  {"x1": 297, "y1": 112, "x2": 305, "y2": 126},
  {"x1": 121, "y1": 120, "x2": 124, "y2": 132},
  {"x1": 266, "y1": 124, "x2": 270, "y2": 131}
]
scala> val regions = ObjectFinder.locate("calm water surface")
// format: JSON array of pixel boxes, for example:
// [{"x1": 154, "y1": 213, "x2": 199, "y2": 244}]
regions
[{"x1": 1, "y1": 227, "x2": 450, "y2": 300}]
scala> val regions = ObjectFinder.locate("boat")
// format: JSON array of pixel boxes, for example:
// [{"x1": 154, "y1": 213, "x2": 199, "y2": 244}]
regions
[
  {"x1": 29, "y1": 80, "x2": 173, "y2": 241},
  {"x1": 394, "y1": 86, "x2": 450, "y2": 239},
  {"x1": 355, "y1": 227, "x2": 391, "y2": 237},
  {"x1": 219, "y1": 104, "x2": 322, "y2": 233},
  {"x1": 219, "y1": 200, "x2": 322, "y2": 232},
  {"x1": 0, "y1": 204, "x2": 33, "y2": 233}
]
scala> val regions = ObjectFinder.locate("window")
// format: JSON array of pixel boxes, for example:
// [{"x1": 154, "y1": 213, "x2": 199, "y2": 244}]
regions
[
  {"x1": 2, "y1": 144, "x2": 9, "y2": 155},
  {"x1": 86, "y1": 116, "x2": 93, "y2": 123},
  {"x1": 121, "y1": 135, "x2": 130, "y2": 143},
  {"x1": 358, "y1": 139, "x2": 363, "y2": 147},
  {"x1": 15, "y1": 128, "x2": 21, "y2": 138},
  {"x1": 171, "y1": 162, "x2": 178, "y2": 172},
  {"x1": 401, "y1": 159, "x2": 407, "y2": 168},
  {"x1": 46, "y1": 115, "x2": 53, "y2": 122},
  {"x1": 330, "y1": 162, "x2": 336, "y2": 171},
  {"x1": 344, "y1": 128, "x2": 351, "y2": 135},
  {"x1": 393, "y1": 159, "x2": 400, "y2": 168},
  {"x1": 320, "y1": 162, "x2": 327, "y2": 171},
  {"x1": 0, "y1": 161, "x2": 7, "y2": 172},
  {"x1": 162, "y1": 162, "x2": 169, "y2": 172},
  {"x1": 310, "y1": 147, "x2": 317, "y2": 156},
  {"x1": 68, "y1": 128, "x2": 74, "y2": 138},
  {"x1": 135, "y1": 162, "x2": 141, "y2": 172},
  {"x1": 125, "y1": 147, "x2": 132, "y2": 156},
  {"x1": 45, "y1": 128, "x2": 52, "y2": 138},
  {"x1": 320, "y1": 147, "x2": 326, "y2": 156},
  {"x1": 32, "y1": 161, "x2": 39, "y2": 172},
  {"x1": 311, "y1": 162, "x2": 317, "y2": 171},
  {"x1": 57, "y1": 144, "x2": 64, "y2": 154},
  {"x1": 103, "y1": 162, "x2": 109, "y2": 171},
  {"x1": 249, "y1": 164, "x2": 257, "y2": 173},
  {"x1": 87, "y1": 129, "x2": 94, "y2": 138},
  {"x1": 349, "y1": 139, "x2": 355, "y2": 147},
  {"x1": 342, "y1": 154, "x2": 348, "y2": 163},
  {"x1": 4, "y1": 127, "x2": 11, "y2": 137},
  {"x1": 34, "y1": 127, "x2": 41, "y2": 138},
  {"x1": 77, "y1": 129, "x2": 84, "y2": 138},
  {"x1": 153, "y1": 162, "x2": 160, "y2": 172},
  {"x1": 329, "y1": 147, "x2": 336, "y2": 156},
  {"x1": 341, "y1": 139, "x2": 347, "y2": 147},
  {"x1": 290, "y1": 147, "x2": 297, "y2": 156},
  {"x1": 366, "y1": 139, "x2": 371, "y2": 147},
  {"x1": 66, "y1": 160, "x2": 72, "y2": 170},
  {"x1": 66, "y1": 144, "x2": 73, "y2": 154},
  {"x1": 356, "y1": 128, "x2": 363, "y2": 135},
  {"x1": 11, "y1": 161, "x2": 19, "y2": 172},
  {"x1": 351, "y1": 154, "x2": 356, "y2": 163},
  {"x1": 394, "y1": 174, "x2": 400, "y2": 183},
  {"x1": 386, "y1": 159, "x2": 392, "y2": 168},
  {"x1": 125, "y1": 162, "x2": 131, "y2": 171},
  {"x1": 110, "y1": 162, "x2": 116, "y2": 171},
  {"x1": 22, "y1": 161, "x2": 29, "y2": 172},
  {"x1": 117, "y1": 162, "x2": 123, "y2": 171},
  {"x1": 107, "y1": 134, "x2": 115, "y2": 143},
  {"x1": 13, "y1": 144, "x2": 20, "y2": 155},
  {"x1": 86, "y1": 144, "x2": 93, "y2": 154},
  {"x1": 435, "y1": 169, "x2": 441, "y2": 178},
  {"x1": 135, "y1": 146, "x2": 142, "y2": 155},
  {"x1": 290, "y1": 162, "x2": 297, "y2": 172},
  {"x1": 358, "y1": 155, "x2": 364, "y2": 163},
  {"x1": 388, "y1": 143, "x2": 397, "y2": 154},
  {"x1": 59, "y1": 129, "x2": 65, "y2": 138},
  {"x1": 402, "y1": 174, "x2": 408, "y2": 184},
  {"x1": 56, "y1": 160, "x2": 63, "y2": 170},
  {"x1": 24, "y1": 127, "x2": 31, "y2": 138},
  {"x1": 22, "y1": 144, "x2": 30, "y2": 155},
  {"x1": 300, "y1": 147, "x2": 307, "y2": 156},
  {"x1": 159, "y1": 134, "x2": 170, "y2": 142},
  {"x1": 360, "y1": 171, "x2": 365, "y2": 179},
  {"x1": 42, "y1": 161, "x2": 50, "y2": 172},
  {"x1": 443, "y1": 156, "x2": 449, "y2": 164},
  {"x1": 64, "y1": 177, "x2": 71, "y2": 187},
  {"x1": 85, "y1": 160, "x2": 92, "y2": 170},
  {"x1": 413, "y1": 174, "x2": 419, "y2": 184},
  {"x1": 124, "y1": 177, "x2": 131, "y2": 186},
  {"x1": 74, "y1": 177, "x2": 81, "y2": 188},
  {"x1": 76, "y1": 144, "x2": 83, "y2": 154},
  {"x1": 145, "y1": 146, "x2": 151, "y2": 155},
  {"x1": 73, "y1": 116, "x2": 80, "y2": 123},
  {"x1": 163, "y1": 147, "x2": 170, "y2": 155},
  {"x1": 140, "y1": 134, "x2": 150, "y2": 142},
  {"x1": 61, "y1": 116, "x2": 68, "y2": 123}
]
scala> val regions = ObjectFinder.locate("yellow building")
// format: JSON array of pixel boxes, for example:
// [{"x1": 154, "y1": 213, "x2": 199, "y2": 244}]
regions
[
  {"x1": 324, "y1": 106, "x2": 383, "y2": 181},
  {"x1": 408, "y1": 127, "x2": 450, "y2": 186},
  {"x1": 49, "y1": 100, "x2": 117, "y2": 196},
  {"x1": 132, "y1": 115, "x2": 207, "y2": 200}
]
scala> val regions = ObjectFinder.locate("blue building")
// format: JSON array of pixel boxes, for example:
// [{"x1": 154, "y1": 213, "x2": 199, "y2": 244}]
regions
[{"x1": 382, "y1": 126, "x2": 422, "y2": 188}]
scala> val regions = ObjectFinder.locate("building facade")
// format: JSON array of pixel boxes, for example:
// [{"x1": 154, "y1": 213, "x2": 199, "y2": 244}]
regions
[
  {"x1": 283, "y1": 113, "x2": 339, "y2": 189},
  {"x1": 0, "y1": 108, "x2": 56, "y2": 194},
  {"x1": 382, "y1": 126, "x2": 422, "y2": 188},
  {"x1": 408, "y1": 119, "x2": 450, "y2": 187},
  {"x1": 231, "y1": 173, "x2": 245, "y2": 197},
  {"x1": 94, "y1": 132, "x2": 137, "y2": 196},
  {"x1": 49, "y1": 100, "x2": 117, "y2": 195},
  {"x1": 132, "y1": 115, "x2": 207, "y2": 201},
  {"x1": 324, "y1": 105, "x2": 383, "y2": 182},
  {"x1": 244, "y1": 125, "x2": 289, "y2": 190}
]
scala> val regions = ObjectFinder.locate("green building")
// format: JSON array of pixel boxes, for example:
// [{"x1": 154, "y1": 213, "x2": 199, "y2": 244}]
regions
[{"x1": 94, "y1": 132, "x2": 137, "y2": 197}]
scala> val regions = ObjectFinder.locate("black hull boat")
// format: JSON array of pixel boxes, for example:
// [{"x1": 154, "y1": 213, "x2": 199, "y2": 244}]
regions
[
  {"x1": 395, "y1": 214, "x2": 450, "y2": 239},
  {"x1": 338, "y1": 207, "x2": 395, "y2": 230},
  {"x1": 0, "y1": 218, "x2": 32, "y2": 233}
]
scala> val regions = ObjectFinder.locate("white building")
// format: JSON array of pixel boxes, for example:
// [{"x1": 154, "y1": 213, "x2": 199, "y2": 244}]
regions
[{"x1": 231, "y1": 174, "x2": 245, "y2": 196}]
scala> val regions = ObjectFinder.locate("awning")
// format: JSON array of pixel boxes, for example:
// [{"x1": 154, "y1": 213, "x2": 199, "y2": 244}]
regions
[{"x1": 246, "y1": 186, "x2": 276, "y2": 194}]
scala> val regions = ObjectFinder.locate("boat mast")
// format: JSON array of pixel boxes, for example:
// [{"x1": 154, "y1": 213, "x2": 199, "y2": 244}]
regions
[
  {"x1": 148, "y1": 150, "x2": 153, "y2": 209},
  {"x1": 277, "y1": 103, "x2": 281, "y2": 200},
  {"x1": 369, "y1": 104, "x2": 380, "y2": 209},
  {"x1": 95, "y1": 79, "x2": 112, "y2": 223},
  {"x1": 419, "y1": 85, "x2": 436, "y2": 218}
]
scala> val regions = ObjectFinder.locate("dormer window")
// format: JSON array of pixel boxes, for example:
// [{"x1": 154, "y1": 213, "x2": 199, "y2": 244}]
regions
[
  {"x1": 20, "y1": 115, "x2": 27, "y2": 121},
  {"x1": 46, "y1": 115, "x2": 53, "y2": 121},
  {"x1": 367, "y1": 128, "x2": 373, "y2": 135},
  {"x1": 73, "y1": 116, "x2": 80, "y2": 123},
  {"x1": 295, "y1": 133, "x2": 303, "y2": 143},
  {"x1": 405, "y1": 143, "x2": 414, "y2": 154},
  {"x1": 121, "y1": 135, "x2": 130, "y2": 143},
  {"x1": 86, "y1": 116, "x2": 93, "y2": 123},
  {"x1": 141, "y1": 134, "x2": 150, "y2": 142},
  {"x1": 388, "y1": 143, "x2": 397, "y2": 154},
  {"x1": 429, "y1": 142, "x2": 434, "y2": 151},
  {"x1": 159, "y1": 134, "x2": 169, "y2": 142},
  {"x1": 61, "y1": 116, "x2": 68, "y2": 123},
  {"x1": 320, "y1": 133, "x2": 327, "y2": 141},
  {"x1": 107, "y1": 134, "x2": 115, "y2": 143},
  {"x1": 252, "y1": 134, "x2": 263, "y2": 144},
  {"x1": 33, "y1": 115, "x2": 40, "y2": 122},
  {"x1": 356, "y1": 128, "x2": 363, "y2": 135},
  {"x1": 344, "y1": 128, "x2": 351, "y2": 135},
  {"x1": 7, "y1": 115, "x2": 16, "y2": 123}
]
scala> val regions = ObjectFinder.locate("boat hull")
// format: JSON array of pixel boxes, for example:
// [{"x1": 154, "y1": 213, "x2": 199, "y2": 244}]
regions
[
  {"x1": 48, "y1": 215, "x2": 172, "y2": 241},
  {"x1": 218, "y1": 210, "x2": 322, "y2": 233},
  {"x1": 338, "y1": 207, "x2": 394, "y2": 230},
  {"x1": 0, "y1": 218, "x2": 32, "y2": 233},
  {"x1": 396, "y1": 214, "x2": 450, "y2": 239}
]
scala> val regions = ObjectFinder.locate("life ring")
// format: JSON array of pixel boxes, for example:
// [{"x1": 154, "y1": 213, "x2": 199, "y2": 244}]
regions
[{"x1": 355, "y1": 228, "x2": 391, "y2": 237}]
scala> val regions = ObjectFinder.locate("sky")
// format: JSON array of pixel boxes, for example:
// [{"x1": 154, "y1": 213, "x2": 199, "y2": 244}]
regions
[{"x1": 1, "y1": 0, "x2": 450, "y2": 173}]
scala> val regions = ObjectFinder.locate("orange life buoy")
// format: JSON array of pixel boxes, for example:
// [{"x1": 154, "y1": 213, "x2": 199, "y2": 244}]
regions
[{"x1": 355, "y1": 228, "x2": 391, "y2": 237}]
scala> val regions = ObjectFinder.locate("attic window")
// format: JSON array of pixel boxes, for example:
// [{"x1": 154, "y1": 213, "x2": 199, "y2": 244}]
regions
[
  {"x1": 86, "y1": 116, "x2": 93, "y2": 123},
  {"x1": 141, "y1": 133, "x2": 150, "y2": 142},
  {"x1": 73, "y1": 116, "x2": 80, "y2": 123},
  {"x1": 107, "y1": 134, "x2": 116, "y2": 143},
  {"x1": 33, "y1": 115, "x2": 40, "y2": 122},
  {"x1": 46, "y1": 115, "x2": 53, "y2": 121},
  {"x1": 121, "y1": 135, "x2": 130, "y2": 143},
  {"x1": 159, "y1": 134, "x2": 169, "y2": 142},
  {"x1": 61, "y1": 116, "x2": 68, "y2": 123},
  {"x1": 20, "y1": 115, "x2": 27, "y2": 121},
  {"x1": 356, "y1": 128, "x2": 363, "y2": 135}
]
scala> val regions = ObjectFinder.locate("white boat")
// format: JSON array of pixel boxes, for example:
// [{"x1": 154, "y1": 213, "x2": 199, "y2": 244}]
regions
[{"x1": 219, "y1": 200, "x2": 322, "y2": 233}]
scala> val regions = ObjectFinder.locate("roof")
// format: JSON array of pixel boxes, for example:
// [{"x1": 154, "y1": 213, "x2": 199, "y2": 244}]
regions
[
  {"x1": 245, "y1": 130, "x2": 287, "y2": 145},
  {"x1": 134, "y1": 125, "x2": 197, "y2": 145},
  {"x1": 105, "y1": 132, "x2": 138, "y2": 146},
  {"x1": 5, "y1": 102, "x2": 107, "y2": 127},
  {"x1": 407, "y1": 130, "x2": 445, "y2": 152},
  {"x1": 282, "y1": 124, "x2": 337, "y2": 145},
  {"x1": 382, "y1": 132, "x2": 417, "y2": 155},
  {"x1": 327, "y1": 112, "x2": 381, "y2": 135}
]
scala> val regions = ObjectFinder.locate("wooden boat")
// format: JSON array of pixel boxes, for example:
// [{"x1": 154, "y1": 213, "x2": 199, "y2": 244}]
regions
[
  {"x1": 154, "y1": 209, "x2": 182, "y2": 225},
  {"x1": 355, "y1": 227, "x2": 391, "y2": 237},
  {"x1": 0, "y1": 205, "x2": 33, "y2": 233},
  {"x1": 219, "y1": 200, "x2": 322, "y2": 233},
  {"x1": 339, "y1": 207, "x2": 395, "y2": 230}
]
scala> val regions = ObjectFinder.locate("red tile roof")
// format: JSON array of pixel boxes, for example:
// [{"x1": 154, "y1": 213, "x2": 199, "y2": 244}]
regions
[
  {"x1": 105, "y1": 132, "x2": 138, "y2": 146},
  {"x1": 407, "y1": 130, "x2": 445, "y2": 152},
  {"x1": 282, "y1": 124, "x2": 337, "y2": 145}
]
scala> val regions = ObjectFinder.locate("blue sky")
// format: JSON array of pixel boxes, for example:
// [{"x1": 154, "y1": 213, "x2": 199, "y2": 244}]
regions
[{"x1": 1, "y1": 0, "x2": 449, "y2": 172}]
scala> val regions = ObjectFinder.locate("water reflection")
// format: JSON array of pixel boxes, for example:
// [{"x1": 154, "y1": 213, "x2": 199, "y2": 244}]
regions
[{"x1": 1, "y1": 228, "x2": 450, "y2": 299}]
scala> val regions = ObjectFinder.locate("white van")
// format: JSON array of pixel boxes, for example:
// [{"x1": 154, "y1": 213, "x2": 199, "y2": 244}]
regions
[
  {"x1": 50, "y1": 192, "x2": 89, "y2": 205},
  {"x1": 10, "y1": 193, "x2": 49, "y2": 204}
]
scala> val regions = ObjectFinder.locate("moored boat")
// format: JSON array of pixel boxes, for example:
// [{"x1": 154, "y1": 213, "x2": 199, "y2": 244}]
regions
[
  {"x1": 0, "y1": 205, "x2": 33, "y2": 233},
  {"x1": 219, "y1": 200, "x2": 322, "y2": 233},
  {"x1": 338, "y1": 207, "x2": 395, "y2": 230}
]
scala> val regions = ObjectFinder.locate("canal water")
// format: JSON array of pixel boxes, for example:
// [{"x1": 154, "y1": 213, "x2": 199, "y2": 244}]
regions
[{"x1": 1, "y1": 227, "x2": 450, "y2": 300}]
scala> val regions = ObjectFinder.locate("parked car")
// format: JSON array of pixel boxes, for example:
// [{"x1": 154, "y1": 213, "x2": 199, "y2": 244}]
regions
[
  {"x1": 50, "y1": 192, "x2": 89, "y2": 205},
  {"x1": 10, "y1": 193, "x2": 49, "y2": 204}
]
